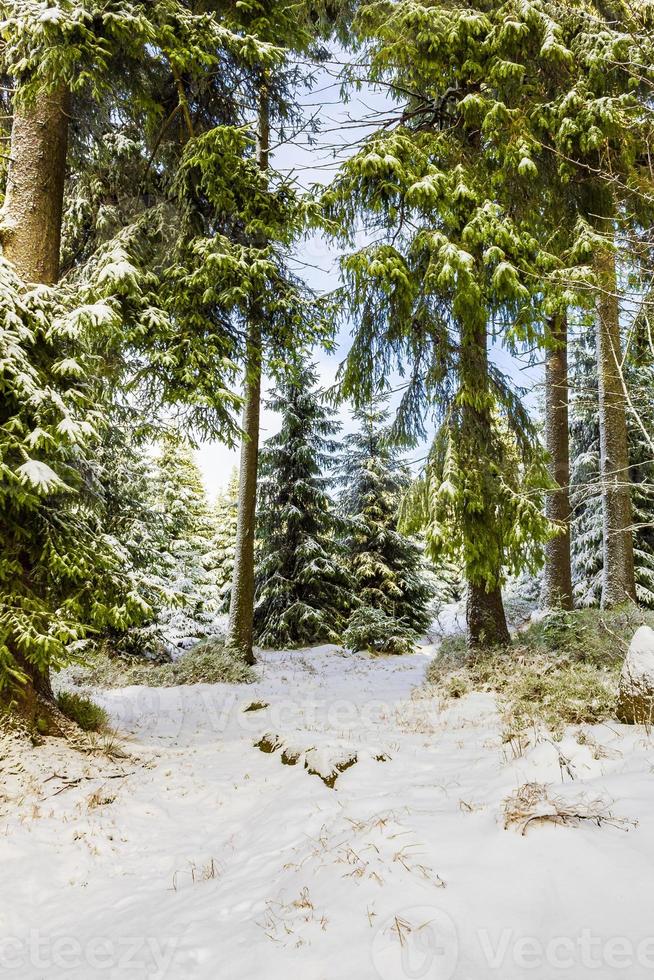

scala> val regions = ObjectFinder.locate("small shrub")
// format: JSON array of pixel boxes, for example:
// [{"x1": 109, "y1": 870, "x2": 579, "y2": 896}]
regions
[
  {"x1": 157, "y1": 638, "x2": 254, "y2": 686},
  {"x1": 343, "y1": 607, "x2": 417, "y2": 656},
  {"x1": 67, "y1": 636, "x2": 255, "y2": 689},
  {"x1": 105, "y1": 625, "x2": 172, "y2": 663},
  {"x1": 502, "y1": 782, "x2": 634, "y2": 834},
  {"x1": 56, "y1": 692, "x2": 109, "y2": 732},
  {"x1": 444, "y1": 673, "x2": 469, "y2": 699}
]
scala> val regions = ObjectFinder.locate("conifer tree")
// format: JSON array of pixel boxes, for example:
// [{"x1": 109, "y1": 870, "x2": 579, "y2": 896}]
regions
[
  {"x1": 152, "y1": 437, "x2": 220, "y2": 647},
  {"x1": 324, "y1": 14, "x2": 557, "y2": 644},
  {"x1": 542, "y1": 313, "x2": 573, "y2": 610},
  {"x1": 206, "y1": 469, "x2": 239, "y2": 605},
  {"x1": 570, "y1": 324, "x2": 604, "y2": 606},
  {"x1": 0, "y1": 0, "x2": 297, "y2": 711},
  {"x1": 224, "y1": 1, "x2": 354, "y2": 663},
  {"x1": 337, "y1": 404, "x2": 434, "y2": 636},
  {"x1": 0, "y1": 261, "x2": 152, "y2": 721},
  {"x1": 325, "y1": 0, "x2": 653, "y2": 641},
  {"x1": 571, "y1": 315, "x2": 654, "y2": 608},
  {"x1": 253, "y1": 363, "x2": 352, "y2": 648}
]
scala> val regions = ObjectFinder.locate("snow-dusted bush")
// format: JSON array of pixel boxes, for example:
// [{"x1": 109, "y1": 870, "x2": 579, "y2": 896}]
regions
[
  {"x1": 343, "y1": 606, "x2": 417, "y2": 656},
  {"x1": 67, "y1": 638, "x2": 254, "y2": 688}
]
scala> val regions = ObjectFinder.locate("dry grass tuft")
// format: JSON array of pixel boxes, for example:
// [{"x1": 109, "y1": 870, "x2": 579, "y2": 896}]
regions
[
  {"x1": 428, "y1": 607, "x2": 654, "y2": 733},
  {"x1": 502, "y1": 782, "x2": 636, "y2": 835},
  {"x1": 66, "y1": 640, "x2": 255, "y2": 690}
]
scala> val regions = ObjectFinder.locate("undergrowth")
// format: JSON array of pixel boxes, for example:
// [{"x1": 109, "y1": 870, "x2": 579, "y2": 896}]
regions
[
  {"x1": 56, "y1": 692, "x2": 109, "y2": 732},
  {"x1": 427, "y1": 607, "x2": 654, "y2": 733},
  {"x1": 343, "y1": 606, "x2": 418, "y2": 656},
  {"x1": 66, "y1": 637, "x2": 255, "y2": 689}
]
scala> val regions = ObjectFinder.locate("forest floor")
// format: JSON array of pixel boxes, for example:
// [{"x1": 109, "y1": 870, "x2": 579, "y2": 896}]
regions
[{"x1": 2, "y1": 636, "x2": 654, "y2": 979}]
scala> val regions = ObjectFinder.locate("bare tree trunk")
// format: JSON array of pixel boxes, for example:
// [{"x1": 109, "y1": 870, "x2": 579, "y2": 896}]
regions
[
  {"x1": 0, "y1": 85, "x2": 69, "y2": 284},
  {"x1": 0, "y1": 85, "x2": 69, "y2": 721},
  {"x1": 594, "y1": 234, "x2": 636, "y2": 607},
  {"x1": 542, "y1": 312, "x2": 573, "y2": 610},
  {"x1": 226, "y1": 323, "x2": 262, "y2": 665},
  {"x1": 226, "y1": 86, "x2": 269, "y2": 664},
  {"x1": 460, "y1": 314, "x2": 511, "y2": 648},
  {"x1": 466, "y1": 582, "x2": 510, "y2": 648}
]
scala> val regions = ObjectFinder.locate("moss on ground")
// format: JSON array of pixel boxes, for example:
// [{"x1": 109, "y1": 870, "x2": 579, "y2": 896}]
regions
[{"x1": 427, "y1": 606, "x2": 654, "y2": 733}]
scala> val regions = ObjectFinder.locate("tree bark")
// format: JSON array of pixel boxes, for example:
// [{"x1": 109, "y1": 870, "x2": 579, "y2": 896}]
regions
[
  {"x1": 594, "y1": 233, "x2": 636, "y2": 607},
  {"x1": 0, "y1": 85, "x2": 69, "y2": 284},
  {"x1": 542, "y1": 312, "x2": 573, "y2": 610},
  {"x1": 226, "y1": 85, "x2": 269, "y2": 664},
  {"x1": 226, "y1": 322, "x2": 262, "y2": 665},
  {"x1": 466, "y1": 582, "x2": 510, "y2": 648},
  {"x1": 0, "y1": 85, "x2": 69, "y2": 719},
  {"x1": 460, "y1": 313, "x2": 511, "y2": 648}
]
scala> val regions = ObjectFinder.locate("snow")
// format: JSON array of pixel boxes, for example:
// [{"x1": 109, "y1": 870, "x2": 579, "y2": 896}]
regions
[
  {"x1": 16, "y1": 458, "x2": 66, "y2": 492},
  {"x1": 621, "y1": 625, "x2": 654, "y2": 682},
  {"x1": 3, "y1": 644, "x2": 654, "y2": 979}
]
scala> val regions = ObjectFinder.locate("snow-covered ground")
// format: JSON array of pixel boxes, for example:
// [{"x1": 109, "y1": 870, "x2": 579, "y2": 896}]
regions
[{"x1": 3, "y1": 642, "x2": 654, "y2": 980}]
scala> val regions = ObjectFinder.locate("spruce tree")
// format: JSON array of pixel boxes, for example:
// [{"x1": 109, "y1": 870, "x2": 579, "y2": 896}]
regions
[
  {"x1": 0, "y1": 0, "x2": 295, "y2": 711},
  {"x1": 322, "y1": 0, "x2": 587, "y2": 645},
  {"x1": 629, "y1": 307, "x2": 654, "y2": 607},
  {"x1": 152, "y1": 437, "x2": 219, "y2": 648},
  {"x1": 224, "y1": 1, "x2": 353, "y2": 663},
  {"x1": 253, "y1": 363, "x2": 352, "y2": 648},
  {"x1": 542, "y1": 313, "x2": 573, "y2": 610},
  {"x1": 0, "y1": 260, "x2": 153, "y2": 720},
  {"x1": 337, "y1": 404, "x2": 434, "y2": 637},
  {"x1": 324, "y1": 0, "x2": 653, "y2": 642},
  {"x1": 206, "y1": 468, "x2": 239, "y2": 606},
  {"x1": 570, "y1": 325, "x2": 604, "y2": 607}
]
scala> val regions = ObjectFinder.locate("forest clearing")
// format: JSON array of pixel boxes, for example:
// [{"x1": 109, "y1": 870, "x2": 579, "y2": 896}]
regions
[{"x1": 4, "y1": 615, "x2": 654, "y2": 980}]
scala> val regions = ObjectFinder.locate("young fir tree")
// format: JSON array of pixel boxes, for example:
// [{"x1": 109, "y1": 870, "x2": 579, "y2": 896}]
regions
[
  {"x1": 152, "y1": 437, "x2": 220, "y2": 648},
  {"x1": 206, "y1": 468, "x2": 239, "y2": 607},
  {"x1": 253, "y1": 364, "x2": 352, "y2": 648},
  {"x1": 337, "y1": 404, "x2": 434, "y2": 638},
  {"x1": 91, "y1": 413, "x2": 171, "y2": 644}
]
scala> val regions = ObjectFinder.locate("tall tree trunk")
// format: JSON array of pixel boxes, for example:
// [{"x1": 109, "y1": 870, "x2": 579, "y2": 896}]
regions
[
  {"x1": 460, "y1": 314, "x2": 511, "y2": 648},
  {"x1": 0, "y1": 85, "x2": 69, "y2": 284},
  {"x1": 0, "y1": 85, "x2": 69, "y2": 722},
  {"x1": 542, "y1": 312, "x2": 573, "y2": 609},
  {"x1": 226, "y1": 85, "x2": 269, "y2": 664},
  {"x1": 594, "y1": 231, "x2": 636, "y2": 607},
  {"x1": 226, "y1": 323, "x2": 262, "y2": 665}
]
